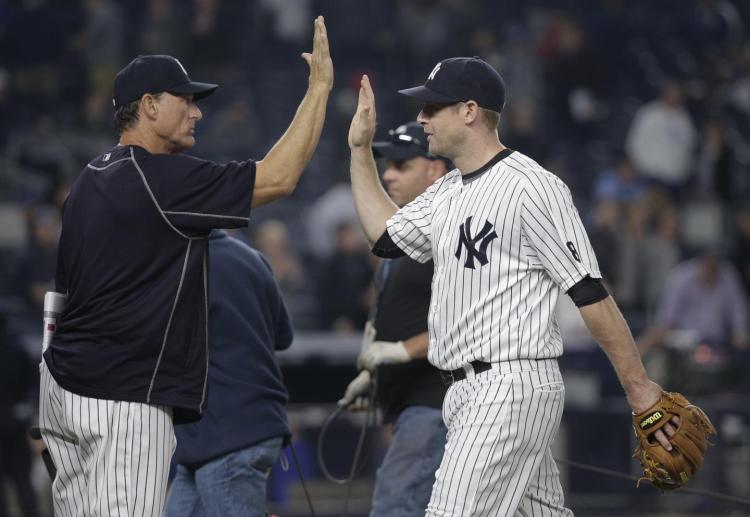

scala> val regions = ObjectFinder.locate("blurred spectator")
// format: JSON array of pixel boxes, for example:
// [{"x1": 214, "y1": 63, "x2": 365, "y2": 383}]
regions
[
  {"x1": 254, "y1": 220, "x2": 306, "y2": 300},
  {"x1": 17, "y1": 206, "x2": 60, "y2": 316},
  {"x1": 695, "y1": 118, "x2": 736, "y2": 202},
  {"x1": 495, "y1": 24, "x2": 543, "y2": 109},
  {"x1": 0, "y1": 68, "x2": 11, "y2": 148},
  {"x1": 304, "y1": 183, "x2": 360, "y2": 260},
  {"x1": 72, "y1": 0, "x2": 123, "y2": 128},
  {"x1": 592, "y1": 155, "x2": 647, "y2": 203},
  {"x1": 541, "y1": 14, "x2": 607, "y2": 141},
  {"x1": 316, "y1": 222, "x2": 374, "y2": 332},
  {"x1": 625, "y1": 81, "x2": 697, "y2": 193},
  {"x1": 501, "y1": 98, "x2": 547, "y2": 162},
  {"x1": 197, "y1": 96, "x2": 263, "y2": 160},
  {"x1": 140, "y1": 0, "x2": 189, "y2": 57},
  {"x1": 0, "y1": 310, "x2": 39, "y2": 517},
  {"x1": 641, "y1": 206, "x2": 682, "y2": 320},
  {"x1": 587, "y1": 198, "x2": 621, "y2": 290},
  {"x1": 615, "y1": 199, "x2": 650, "y2": 313},
  {"x1": 187, "y1": 0, "x2": 240, "y2": 72},
  {"x1": 732, "y1": 206, "x2": 750, "y2": 293},
  {"x1": 395, "y1": 0, "x2": 450, "y2": 66},
  {"x1": 639, "y1": 249, "x2": 749, "y2": 352},
  {"x1": 4, "y1": 116, "x2": 77, "y2": 189},
  {"x1": 256, "y1": 0, "x2": 312, "y2": 58}
]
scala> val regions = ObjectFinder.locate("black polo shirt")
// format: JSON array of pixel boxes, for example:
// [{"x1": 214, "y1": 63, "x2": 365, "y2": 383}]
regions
[
  {"x1": 44, "y1": 144, "x2": 255, "y2": 423},
  {"x1": 373, "y1": 257, "x2": 447, "y2": 424}
]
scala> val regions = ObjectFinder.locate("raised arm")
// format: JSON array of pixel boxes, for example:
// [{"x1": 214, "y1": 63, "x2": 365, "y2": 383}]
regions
[
  {"x1": 348, "y1": 75, "x2": 399, "y2": 245},
  {"x1": 252, "y1": 16, "x2": 334, "y2": 208}
]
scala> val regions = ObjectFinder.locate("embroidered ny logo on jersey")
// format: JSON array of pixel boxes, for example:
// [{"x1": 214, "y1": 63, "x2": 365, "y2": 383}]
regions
[{"x1": 455, "y1": 216, "x2": 497, "y2": 269}]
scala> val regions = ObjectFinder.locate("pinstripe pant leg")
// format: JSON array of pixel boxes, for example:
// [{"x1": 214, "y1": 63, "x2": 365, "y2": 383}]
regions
[
  {"x1": 516, "y1": 449, "x2": 573, "y2": 517},
  {"x1": 38, "y1": 361, "x2": 176, "y2": 516},
  {"x1": 426, "y1": 367, "x2": 570, "y2": 517},
  {"x1": 39, "y1": 360, "x2": 90, "y2": 517},
  {"x1": 89, "y1": 400, "x2": 176, "y2": 517}
]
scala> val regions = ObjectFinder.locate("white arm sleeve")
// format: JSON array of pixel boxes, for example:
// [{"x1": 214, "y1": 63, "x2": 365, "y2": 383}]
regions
[{"x1": 385, "y1": 175, "x2": 448, "y2": 264}]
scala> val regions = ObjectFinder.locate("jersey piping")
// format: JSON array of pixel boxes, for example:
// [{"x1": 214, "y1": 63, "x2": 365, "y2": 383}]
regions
[{"x1": 147, "y1": 239, "x2": 191, "y2": 403}]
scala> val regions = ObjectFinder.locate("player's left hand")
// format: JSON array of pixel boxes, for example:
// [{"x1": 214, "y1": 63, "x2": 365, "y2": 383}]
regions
[
  {"x1": 348, "y1": 74, "x2": 376, "y2": 149},
  {"x1": 358, "y1": 340, "x2": 410, "y2": 371},
  {"x1": 628, "y1": 380, "x2": 678, "y2": 452}
]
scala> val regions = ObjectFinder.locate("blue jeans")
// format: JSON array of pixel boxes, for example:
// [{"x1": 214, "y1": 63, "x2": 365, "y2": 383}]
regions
[
  {"x1": 164, "y1": 437, "x2": 283, "y2": 517},
  {"x1": 371, "y1": 406, "x2": 447, "y2": 517}
]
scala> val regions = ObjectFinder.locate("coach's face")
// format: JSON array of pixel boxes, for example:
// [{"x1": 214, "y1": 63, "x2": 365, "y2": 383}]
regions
[
  {"x1": 382, "y1": 156, "x2": 438, "y2": 207},
  {"x1": 417, "y1": 102, "x2": 464, "y2": 160},
  {"x1": 152, "y1": 93, "x2": 203, "y2": 152}
]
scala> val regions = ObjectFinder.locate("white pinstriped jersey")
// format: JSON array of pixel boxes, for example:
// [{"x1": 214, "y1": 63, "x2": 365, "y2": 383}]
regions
[{"x1": 386, "y1": 149, "x2": 600, "y2": 371}]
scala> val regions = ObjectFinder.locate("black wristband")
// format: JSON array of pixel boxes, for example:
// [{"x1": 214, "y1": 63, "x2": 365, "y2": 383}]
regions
[{"x1": 567, "y1": 276, "x2": 609, "y2": 307}]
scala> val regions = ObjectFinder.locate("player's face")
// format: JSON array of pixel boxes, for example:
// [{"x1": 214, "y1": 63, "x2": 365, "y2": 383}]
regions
[
  {"x1": 417, "y1": 102, "x2": 463, "y2": 159},
  {"x1": 153, "y1": 93, "x2": 203, "y2": 152},
  {"x1": 381, "y1": 156, "x2": 435, "y2": 207}
]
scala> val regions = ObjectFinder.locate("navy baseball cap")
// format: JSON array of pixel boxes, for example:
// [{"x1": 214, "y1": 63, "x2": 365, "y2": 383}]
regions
[
  {"x1": 372, "y1": 122, "x2": 432, "y2": 161},
  {"x1": 398, "y1": 56, "x2": 506, "y2": 113},
  {"x1": 113, "y1": 55, "x2": 218, "y2": 108}
]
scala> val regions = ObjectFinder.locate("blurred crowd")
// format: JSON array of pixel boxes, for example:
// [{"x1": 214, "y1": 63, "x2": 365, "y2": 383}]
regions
[{"x1": 1, "y1": 0, "x2": 750, "y2": 514}]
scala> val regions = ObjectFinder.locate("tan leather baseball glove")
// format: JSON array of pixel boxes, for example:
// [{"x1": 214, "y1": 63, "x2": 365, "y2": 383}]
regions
[{"x1": 632, "y1": 391, "x2": 717, "y2": 490}]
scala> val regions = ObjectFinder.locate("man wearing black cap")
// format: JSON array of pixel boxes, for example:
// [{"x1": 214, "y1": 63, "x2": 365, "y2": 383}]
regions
[
  {"x1": 348, "y1": 57, "x2": 672, "y2": 516},
  {"x1": 337, "y1": 121, "x2": 448, "y2": 517},
  {"x1": 37, "y1": 16, "x2": 333, "y2": 517}
]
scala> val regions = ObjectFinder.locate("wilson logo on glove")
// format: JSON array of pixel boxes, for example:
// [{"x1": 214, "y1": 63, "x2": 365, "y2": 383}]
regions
[{"x1": 639, "y1": 411, "x2": 663, "y2": 430}]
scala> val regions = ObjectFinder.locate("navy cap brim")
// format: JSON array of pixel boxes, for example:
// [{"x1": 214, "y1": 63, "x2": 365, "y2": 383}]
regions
[
  {"x1": 397, "y1": 85, "x2": 457, "y2": 105},
  {"x1": 372, "y1": 142, "x2": 427, "y2": 161},
  {"x1": 168, "y1": 81, "x2": 219, "y2": 101}
]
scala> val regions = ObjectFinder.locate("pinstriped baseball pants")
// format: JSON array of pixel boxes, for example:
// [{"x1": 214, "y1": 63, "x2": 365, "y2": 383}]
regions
[
  {"x1": 38, "y1": 360, "x2": 176, "y2": 517},
  {"x1": 426, "y1": 359, "x2": 574, "y2": 517}
]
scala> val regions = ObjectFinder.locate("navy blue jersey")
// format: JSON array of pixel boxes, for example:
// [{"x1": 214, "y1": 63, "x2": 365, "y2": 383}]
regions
[
  {"x1": 173, "y1": 231, "x2": 293, "y2": 465},
  {"x1": 44, "y1": 144, "x2": 255, "y2": 423}
]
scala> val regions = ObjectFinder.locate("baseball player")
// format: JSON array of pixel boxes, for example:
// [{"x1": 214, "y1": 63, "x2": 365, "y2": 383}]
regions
[
  {"x1": 164, "y1": 230, "x2": 293, "y2": 517},
  {"x1": 38, "y1": 17, "x2": 332, "y2": 517},
  {"x1": 337, "y1": 121, "x2": 449, "y2": 517},
  {"x1": 347, "y1": 58, "x2": 677, "y2": 516}
]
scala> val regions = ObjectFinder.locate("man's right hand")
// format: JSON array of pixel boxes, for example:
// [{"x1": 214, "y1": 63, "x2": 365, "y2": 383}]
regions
[
  {"x1": 337, "y1": 370, "x2": 372, "y2": 411},
  {"x1": 301, "y1": 16, "x2": 334, "y2": 93},
  {"x1": 348, "y1": 74, "x2": 377, "y2": 149}
]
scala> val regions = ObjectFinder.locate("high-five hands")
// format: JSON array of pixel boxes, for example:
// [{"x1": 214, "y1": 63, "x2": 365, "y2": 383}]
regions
[
  {"x1": 348, "y1": 74, "x2": 377, "y2": 149},
  {"x1": 301, "y1": 16, "x2": 334, "y2": 93}
]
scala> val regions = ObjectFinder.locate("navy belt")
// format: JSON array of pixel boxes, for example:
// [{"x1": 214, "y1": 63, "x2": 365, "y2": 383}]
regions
[{"x1": 439, "y1": 360, "x2": 492, "y2": 386}]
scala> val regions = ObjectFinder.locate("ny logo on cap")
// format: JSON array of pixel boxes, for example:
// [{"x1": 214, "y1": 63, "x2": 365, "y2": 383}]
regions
[{"x1": 428, "y1": 62, "x2": 442, "y2": 82}]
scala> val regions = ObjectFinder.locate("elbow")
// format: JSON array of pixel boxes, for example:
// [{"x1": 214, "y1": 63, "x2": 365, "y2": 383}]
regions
[{"x1": 278, "y1": 178, "x2": 297, "y2": 198}]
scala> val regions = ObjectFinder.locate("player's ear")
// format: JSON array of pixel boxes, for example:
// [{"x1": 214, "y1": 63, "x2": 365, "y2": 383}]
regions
[
  {"x1": 141, "y1": 93, "x2": 159, "y2": 120},
  {"x1": 463, "y1": 101, "x2": 480, "y2": 125}
]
